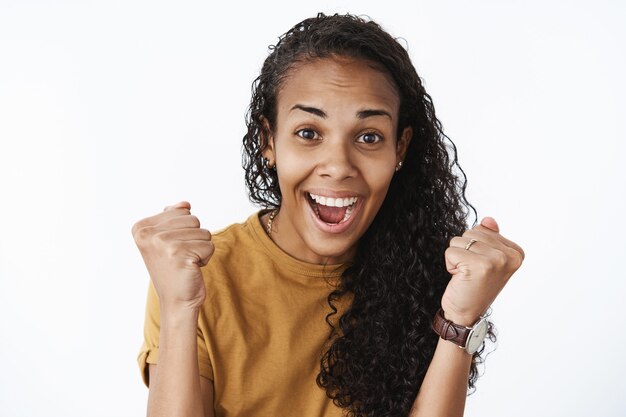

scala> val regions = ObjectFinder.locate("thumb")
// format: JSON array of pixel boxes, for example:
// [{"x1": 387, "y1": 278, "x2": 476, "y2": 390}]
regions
[
  {"x1": 164, "y1": 201, "x2": 191, "y2": 211},
  {"x1": 480, "y1": 216, "x2": 499, "y2": 233}
]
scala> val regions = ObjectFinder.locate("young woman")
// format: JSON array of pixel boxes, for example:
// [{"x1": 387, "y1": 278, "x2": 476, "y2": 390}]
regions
[{"x1": 134, "y1": 13, "x2": 524, "y2": 417}]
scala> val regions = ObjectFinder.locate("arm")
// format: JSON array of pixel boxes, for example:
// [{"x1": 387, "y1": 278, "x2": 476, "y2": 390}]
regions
[
  {"x1": 146, "y1": 307, "x2": 210, "y2": 417},
  {"x1": 407, "y1": 330, "x2": 473, "y2": 416},
  {"x1": 148, "y1": 341, "x2": 215, "y2": 417},
  {"x1": 408, "y1": 217, "x2": 524, "y2": 416},
  {"x1": 132, "y1": 201, "x2": 216, "y2": 417}
]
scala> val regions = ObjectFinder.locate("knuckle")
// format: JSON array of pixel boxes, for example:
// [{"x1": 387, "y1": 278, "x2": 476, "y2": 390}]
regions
[
  {"x1": 152, "y1": 231, "x2": 174, "y2": 251},
  {"x1": 152, "y1": 230, "x2": 167, "y2": 243},
  {"x1": 479, "y1": 258, "x2": 496, "y2": 275},
  {"x1": 131, "y1": 222, "x2": 140, "y2": 237},
  {"x1": 131, "y1": 219, "x2": 148, "y2": 238},
  {"x1": 134, "y1": 225, "x2": 153, "y2": 243},
  {"x1": 506, "y1": 247, "x2": 524, "y2": 270},
  {"x1": 165, "y1": 241, "x2": 183, "y2": 259},
  {"x1": 494, "y1": 250, "x2": 508, "y2": 268},
  {"x1": 189, "y1": 215, "x2": 200, "y2": 228},
  {"x1": 513, "y1": 251, "x2": 524, "y2": 270}
]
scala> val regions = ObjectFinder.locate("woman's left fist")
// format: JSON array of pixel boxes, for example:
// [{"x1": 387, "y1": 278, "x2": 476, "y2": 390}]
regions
[{"x1": 441, "y1": 217, "x2": 525, "y2": 326}]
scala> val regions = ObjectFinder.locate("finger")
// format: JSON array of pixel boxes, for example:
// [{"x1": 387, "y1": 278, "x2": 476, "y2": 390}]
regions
[
  {"x1": 499, "y1": 235, "x2": 524, "y2": 261},
  {"x1": 164, "y1": 201, "x2": 191, "y2": 212},
  {"x1": 444, "y1": 246, "x2": 484, "y2": 275},
  {"x1": 449, "y1": 236, "x2": 493, "y2": 256},
  {"x1": 133, "y1": 207, "x2": 191, "y2": 235},
  {"x1": 184, "y1": 240, "x2": 215, "y2": 267},
  {"x1": 157, "y1": 214, "x2": 203, "y2": 232},
  {"x1": 470, "y1": 224, "x2": 525, "y2": 260},
  {"x1": 462, "y1": 229, "x2": 525, "y2": 267},
  {"x1": 480, "y1": 216, "x2": 499, "y2": 233},
  {"x1": 461, "y1": 229, "x2": 506, "y2": 252},
  {"x1": 155, "y1": 228, "x2": 212, "y2": 242}
]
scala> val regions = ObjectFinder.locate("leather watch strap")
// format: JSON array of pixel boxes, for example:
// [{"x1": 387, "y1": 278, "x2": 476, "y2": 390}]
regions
[{"x1": 431, "y1": 308, "x2": 470, "y2": 348}]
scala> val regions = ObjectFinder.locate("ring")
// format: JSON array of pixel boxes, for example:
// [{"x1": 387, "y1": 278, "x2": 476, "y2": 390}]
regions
[{"x1": 465, "y1": 238, "x2": 478, "y2": 251}]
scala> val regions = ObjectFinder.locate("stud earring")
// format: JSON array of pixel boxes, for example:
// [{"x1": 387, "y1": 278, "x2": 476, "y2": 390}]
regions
[
  {"x1": 264, "y1": 157, "x2": 276, "y2": 171},
  {"x1": 395, "y1": 161, "x2": 403, "y2": 172}
]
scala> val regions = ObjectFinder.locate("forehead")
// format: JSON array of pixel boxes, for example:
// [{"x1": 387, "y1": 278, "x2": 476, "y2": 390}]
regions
[{"x1": 276, "y1": 56, "x2": 400, "y2": 117}]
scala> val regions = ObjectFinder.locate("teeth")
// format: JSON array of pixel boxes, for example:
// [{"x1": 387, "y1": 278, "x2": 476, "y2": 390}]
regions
[
  {"x1": 309, "y1": 193, "x2": 358, "y2": 208},
  {"x1": 342, "y1": 203, "x2": 355, "y2": 222}
]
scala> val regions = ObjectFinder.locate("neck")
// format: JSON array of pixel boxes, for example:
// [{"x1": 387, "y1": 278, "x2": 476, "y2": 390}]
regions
[{"x1": 263, "y1": 209, "x2": 355, "y2": 265}]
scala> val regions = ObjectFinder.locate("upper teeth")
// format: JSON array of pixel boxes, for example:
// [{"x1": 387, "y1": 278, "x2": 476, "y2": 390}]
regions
[{"x1": 309, "y1": 193, "x2": 358, "y2": 207}]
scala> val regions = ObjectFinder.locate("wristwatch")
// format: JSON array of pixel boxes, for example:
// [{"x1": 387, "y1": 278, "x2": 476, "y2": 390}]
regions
[{"x1": 431, "y1": 308, "x2": 489, "y2": 354}]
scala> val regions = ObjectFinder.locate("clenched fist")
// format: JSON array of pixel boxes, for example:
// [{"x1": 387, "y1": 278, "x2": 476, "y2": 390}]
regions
[
  {"x1": 441, "y1": 217, "x2": 525, "y2": 326},
  {"x1": 132, "y1": 201, "x2": 214, "y2": 312}
]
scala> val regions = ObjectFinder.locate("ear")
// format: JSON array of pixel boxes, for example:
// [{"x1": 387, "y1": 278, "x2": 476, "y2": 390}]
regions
[
  {"x1": 396, "y1": 126, "x2": 413, "y2": 163},
  {"x1": 259, "y1": 116, "x2": 276, "y2": 165}
]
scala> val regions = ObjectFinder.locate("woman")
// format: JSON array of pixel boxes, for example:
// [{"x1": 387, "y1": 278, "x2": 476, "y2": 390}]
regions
[{"x1": 134, "y1": 13, "x2": 524, "y2": 417}]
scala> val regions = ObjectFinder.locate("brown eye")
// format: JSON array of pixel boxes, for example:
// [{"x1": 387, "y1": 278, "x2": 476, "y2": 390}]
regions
[
  {"x1": 296, "y1": 129, "x2": 319, "y2": 140},
  {"x1": 358, "y1": 132, "x2": 382, "y2": 144}
]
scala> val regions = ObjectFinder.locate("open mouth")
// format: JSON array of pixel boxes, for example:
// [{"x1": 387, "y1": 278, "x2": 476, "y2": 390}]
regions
[{"x1": 306, "y1": 192, "x2": 359, "y2": 225}]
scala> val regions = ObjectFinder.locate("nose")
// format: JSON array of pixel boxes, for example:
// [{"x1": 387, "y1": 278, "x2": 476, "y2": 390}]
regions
[{"x1": 316, "y1": 137, "x2": 358, "y2": 180}]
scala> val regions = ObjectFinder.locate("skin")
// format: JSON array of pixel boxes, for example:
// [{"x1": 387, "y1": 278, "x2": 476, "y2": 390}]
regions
[
  {"x1": 132, "y1": 56, "x2": 524, "y2": 417},
  {"x1": 260, "y1": 56, "x2": 412, "y2": 265}
]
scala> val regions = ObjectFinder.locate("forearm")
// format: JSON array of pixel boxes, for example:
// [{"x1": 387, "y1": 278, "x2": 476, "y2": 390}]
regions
[
  {"x1": 408, "y1": 337, "x2": 473, "y2": 417},
  {"x1": 147, "y1": 307, "x2": 204, "y2": 417}
]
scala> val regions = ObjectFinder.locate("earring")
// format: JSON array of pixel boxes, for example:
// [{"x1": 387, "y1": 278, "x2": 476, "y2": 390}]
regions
[
  {"x1": 264, "y1": 157, "x2": 276, "y2": 171},
  {"x1": 395, "y1": 161, "x2": 403, "y2": 172}
]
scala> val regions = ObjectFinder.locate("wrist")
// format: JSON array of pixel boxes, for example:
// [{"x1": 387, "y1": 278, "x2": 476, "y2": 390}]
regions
[
  {"x1": 442, "y1": 310, "x2": 479, "y2": 328},
  {"x1": 432, "y1": 308, "x2": 490, "y2": 354},
  {"x1": 160, "y1": 305, "x2": 200, "y2": 328}
]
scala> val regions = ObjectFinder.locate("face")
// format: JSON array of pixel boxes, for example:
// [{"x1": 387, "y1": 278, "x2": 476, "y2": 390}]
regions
[{"x1": 262, "y1": 56, "x2": 412, "y2": 264}]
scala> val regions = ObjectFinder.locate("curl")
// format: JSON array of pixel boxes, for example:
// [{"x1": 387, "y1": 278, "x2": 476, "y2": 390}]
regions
[{"x1": 242, "y1": 13, "x2": 496, "y2": 417}]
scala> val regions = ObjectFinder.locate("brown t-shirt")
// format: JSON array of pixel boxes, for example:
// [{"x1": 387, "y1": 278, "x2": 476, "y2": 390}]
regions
[{"x1": 138, "y1": 211, "x2": 351, "y2": 416}]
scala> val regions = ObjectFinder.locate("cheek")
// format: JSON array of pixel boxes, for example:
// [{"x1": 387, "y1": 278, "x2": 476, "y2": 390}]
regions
[
  {"x1": 357, "y1": 153, "x2": 396, "y2": 194},
  {"x1": 363, "y1": 168, "x2": 395, "y2": 198},
  {"x1": 274, "y1": 148, "x2": 314, "y2": 195}
]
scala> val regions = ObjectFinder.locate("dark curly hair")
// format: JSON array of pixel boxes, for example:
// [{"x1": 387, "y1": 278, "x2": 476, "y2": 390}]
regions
[{"x1": 242, "y1": 13, "x2": 496, "y2": 417}]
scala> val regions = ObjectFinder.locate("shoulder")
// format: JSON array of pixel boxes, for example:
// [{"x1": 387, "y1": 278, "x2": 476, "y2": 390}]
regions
[
  {"x1": 200, "y1": 211, "x2": 269, "y2": 279},
  {"x1": 210, "y1": 211, "x2": 262, "y2": 254}
]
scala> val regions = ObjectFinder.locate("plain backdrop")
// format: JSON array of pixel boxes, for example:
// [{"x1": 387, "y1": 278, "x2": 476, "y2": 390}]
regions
[{"x1": 1, "y1": 1, "x2": 625, "y2": 416}]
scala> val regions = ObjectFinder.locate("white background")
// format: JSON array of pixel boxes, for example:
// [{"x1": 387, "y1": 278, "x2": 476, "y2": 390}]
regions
[{"x1": 1, "y1": 1, "x2": 624, "y2": 416}]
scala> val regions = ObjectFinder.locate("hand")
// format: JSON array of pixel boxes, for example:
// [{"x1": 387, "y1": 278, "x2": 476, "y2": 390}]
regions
[
  {"x1": 131, "y1": 201, "x2": 214, "y2": 312},
  {"x1": 441, "y1": 217, "x2": 524, "y2": 326}
]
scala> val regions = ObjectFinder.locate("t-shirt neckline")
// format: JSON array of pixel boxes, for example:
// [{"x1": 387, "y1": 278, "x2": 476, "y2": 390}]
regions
[{"x1": 247, "y1": 210, "x2": 349, "y2": 278}]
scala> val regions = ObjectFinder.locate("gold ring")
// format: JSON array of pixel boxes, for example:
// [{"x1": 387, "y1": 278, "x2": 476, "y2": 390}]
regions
[{"x1": 465, "y1": 238, "x2": 478, "y2": 251}]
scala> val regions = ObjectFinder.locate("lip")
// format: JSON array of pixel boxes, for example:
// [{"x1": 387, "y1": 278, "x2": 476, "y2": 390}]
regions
[{"x1": 305, "y1": 191, "x2": 363, "y2": 234}]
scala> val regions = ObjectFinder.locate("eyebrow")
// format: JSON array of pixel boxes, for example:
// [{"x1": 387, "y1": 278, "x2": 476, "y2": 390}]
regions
[
  {"x1": 290, "y1": 104, "x2": 392, "y2": 120},
  {"x1": 356, "y1": 109, "x2": 392, "y2": 119}
]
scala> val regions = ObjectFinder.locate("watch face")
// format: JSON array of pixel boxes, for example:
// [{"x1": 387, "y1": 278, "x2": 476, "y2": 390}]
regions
[{"x1": 465, "y1": 319, "x2": 488, "y2": 354}]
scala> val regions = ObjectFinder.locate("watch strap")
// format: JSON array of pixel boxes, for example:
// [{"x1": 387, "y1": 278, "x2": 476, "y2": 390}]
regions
[{"x1": 431, "y1": 308, "x2": 470, "y2": 348}]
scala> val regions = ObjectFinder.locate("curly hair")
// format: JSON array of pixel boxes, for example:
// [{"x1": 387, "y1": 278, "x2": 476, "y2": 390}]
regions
[{"x1": 242, "y1": 13, "x2": 496, "y2": 417}]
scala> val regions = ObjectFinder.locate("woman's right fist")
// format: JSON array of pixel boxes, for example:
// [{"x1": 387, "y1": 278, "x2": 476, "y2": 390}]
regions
[{"x1": 132, "y1": 201, "x2": 214, "y2": 312}]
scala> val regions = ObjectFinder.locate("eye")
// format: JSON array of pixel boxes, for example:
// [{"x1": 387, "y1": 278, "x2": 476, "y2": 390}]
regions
[
  {"x1": 357, "y1": 132, "x2": 383, "y2": 144},
  {"x1": 296, "y1": 128, "x2": 320, "y2": 140}
]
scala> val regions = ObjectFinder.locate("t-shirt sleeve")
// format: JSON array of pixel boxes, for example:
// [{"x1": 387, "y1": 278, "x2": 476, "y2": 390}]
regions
[{"x1": 137, "y1": 281, "x2": 214, "y2": 387}]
